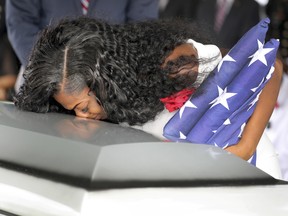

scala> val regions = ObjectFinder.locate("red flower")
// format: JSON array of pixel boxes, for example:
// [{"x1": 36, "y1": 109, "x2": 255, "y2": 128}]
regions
[{"x1": 160, "y1": 88, "x2": 195, "y2": 112}]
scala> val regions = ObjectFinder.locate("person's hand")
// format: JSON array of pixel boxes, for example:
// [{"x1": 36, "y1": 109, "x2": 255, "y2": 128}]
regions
[
  {"x1": 224, "y1": 58, "x2": 283, "y2": 161},
  {"x1": 224, "y1": 140, "x2": 254, "y2": 161}
]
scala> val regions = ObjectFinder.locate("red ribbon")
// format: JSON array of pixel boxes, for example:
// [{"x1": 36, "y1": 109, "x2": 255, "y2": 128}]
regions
[{"x1": 160, "y1": 88, "x2": 195, "y2": 112}]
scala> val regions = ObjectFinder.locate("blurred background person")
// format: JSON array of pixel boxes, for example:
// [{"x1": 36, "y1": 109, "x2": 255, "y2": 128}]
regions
[
  {"x1": 0, "y1": 0, "x2": 20, "y2": 101},
  {"x1": 195, "y1": 0, "x2": 261, "y2": 49},
  {"x1": 160, "y1": 0, "x2": 261, "y2": 49},
  {"x1": 6, "y1": 0, "x2": 159, "y2": 92},
  {"x1": 265, "y1": 0, "x2": 288, "y2": 181},
  {"x1": 266, "y1": 0, "x2": 288, "y2": 68},
  {"x1": 159, "y1": 0, "x2": 198, "y2": 21}
]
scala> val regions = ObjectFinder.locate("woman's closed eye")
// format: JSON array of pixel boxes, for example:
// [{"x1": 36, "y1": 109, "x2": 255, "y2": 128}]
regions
[
  {"x1": 74, "y1": 102, "x2": 89, "y2": 114},
  {"x1": 81, "y1": 107, "x2": 89, "y2": 113}
]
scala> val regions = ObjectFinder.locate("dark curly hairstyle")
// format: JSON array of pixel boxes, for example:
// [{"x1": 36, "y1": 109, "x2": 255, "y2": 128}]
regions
[{"x1": 14, "y1": 17, "x2": 214, "y2": 125}]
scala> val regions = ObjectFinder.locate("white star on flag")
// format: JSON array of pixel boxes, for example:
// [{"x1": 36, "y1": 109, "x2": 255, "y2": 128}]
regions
[
  {"x1": 179, "y1": 100, "x2": 197, "y2": 118},
  {"x1": 249, "y1": 40, "x2": 274, "y2": 66},
  {"x1": 238, "y1": 123, "x2": 246, "y2": 138},
  {"x1": 217, "y1": 54, "x2": 236, "y2": 72},
  {"x1": 179, "y1": 131, "x2": 186, "y2": 139},
  {"x1": 248, "y1": 91, "x2": 262, "y2": 110},
  {"x1": 209, "y1": 86, "x2": 237, "y2": 110},
  {"x1": 251, "y1": 78, "x2": 264, "y2": 92},
  {"x1": 222, "y1": 143, "x2": 229, "y2": 149},
  {"x1": 223, "y1": 119, "x2": 231, "y2": 125},
  {"x1": 266, "y1": 66, "x2": 275, "y2": 80}
]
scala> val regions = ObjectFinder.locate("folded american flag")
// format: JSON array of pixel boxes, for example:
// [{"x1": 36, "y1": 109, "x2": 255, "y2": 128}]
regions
[{"x1": 163, "y1": 18, "x2": 279, "y2": 165}]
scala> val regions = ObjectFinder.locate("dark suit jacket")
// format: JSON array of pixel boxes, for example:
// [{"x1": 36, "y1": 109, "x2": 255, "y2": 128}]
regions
[
  {"x1": 196, "y1": 0, "x2": 260, "y2": 49},
  {"x1": 160, "y1": 0, "x2": 199, "y2": 21},
  {"x1": 5, "y1": 0, "x2": 159, "y2": 65}
]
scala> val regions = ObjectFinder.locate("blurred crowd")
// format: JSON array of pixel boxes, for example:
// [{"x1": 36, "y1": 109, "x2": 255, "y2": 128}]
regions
[{"x1": 0, "y1": 0, "x2": 287, "y2": 179}]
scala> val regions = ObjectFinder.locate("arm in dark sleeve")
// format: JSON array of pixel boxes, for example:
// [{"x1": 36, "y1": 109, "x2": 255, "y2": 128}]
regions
[
  {"x1": 126, "y1": 0, "x2": 159, "y2": 22},
  {"x1": 5, "y1": 0, "x2": 42, "y2": 66}
]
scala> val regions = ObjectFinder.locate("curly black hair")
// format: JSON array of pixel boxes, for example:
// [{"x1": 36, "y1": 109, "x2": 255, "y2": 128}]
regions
[{"x1": 14, "y1": 17, "x2": 214, "y2": 125}]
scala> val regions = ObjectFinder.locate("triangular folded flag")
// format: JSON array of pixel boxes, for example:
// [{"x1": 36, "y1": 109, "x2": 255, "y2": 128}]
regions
[{"x1": 163, "y1": 18, "x2": 279, "y2": 165}]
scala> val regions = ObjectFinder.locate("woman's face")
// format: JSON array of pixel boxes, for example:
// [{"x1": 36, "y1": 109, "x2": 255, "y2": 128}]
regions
[{"x1": 53, "y1": 86, "x2": 107, "y2": 120}]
